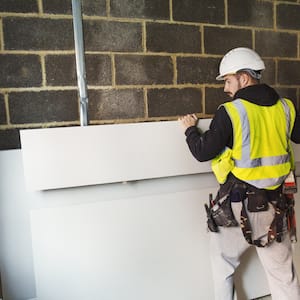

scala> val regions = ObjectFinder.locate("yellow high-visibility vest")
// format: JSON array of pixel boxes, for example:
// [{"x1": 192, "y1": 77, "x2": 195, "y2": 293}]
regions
[{"x1": 211, "y1": 98, "x2": 296, "y2": 189}]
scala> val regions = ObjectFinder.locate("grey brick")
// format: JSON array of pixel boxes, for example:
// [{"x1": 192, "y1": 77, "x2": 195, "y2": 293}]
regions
[
  {"x1": 205, "y1": 88, "x2": 231, "y2": 115},
  {"x1": 275, "y1": 88, "x2": 297, "y2": 108},
  {"x1": 146, "y1": 23, "x2": 200, "y2": 53},
  {"x1": 177, "y1": 57, "x2": 220, "y2": 84},
  {"x1": 82, "y1": 0, "x2": 106, "y2": 15},
  {"x1": 3, "y1": 17, "x2": 74, "y2": 50},
  {"x1": 173, "y1": 0, "x2": 225, "y2": 24},
  {"x1": 255, "y1": 31, "x2": 297, "y2": 57},
  {"x1": 85, "y1": 55, "x2": 112, "y2": 86},
  {"x1": 115, "y1": 55, "x2": 173, "y2": 85},
  {"x1": 0, "y1": 129, "x2": 21, "y2": 150},
  {"x1": 148, "y1": 88, "x2": 202, "y2": 117},
  {"x1": 228, "y1": 0, "x2": 273, "y2": 28},
  {"x1": 0, "y1": 0, "x2": 38, "y2": 13},
  {"x1": 204, "y1": 27, "x2": 252, "y2": 55},
  {"x1": 84, "y1": 20, "x2": 142, "y2": 52},
  {"x1": 278, "y1": 60, "x2": 300, "y2": 85},
  {"x1": 45, "y1": 55, "x2": 76, "y2": 86},
  {"x1": 89, "y1": 89, "x2": 144, "y2": 120},
  {"x1": 110, "y1": 0, "x2": 169, "y2": 20},
  {"x1": 43, "y1": 0, "x2": 106, "y2": 16},
  {"x1": 45, "y1": 54, "x2": 111, "y2": 86},
  {"x1": 9, "y1": 90, "x2": 79, "y2": 124},
  {"x1": 0, "y1": 94, "x2": 6, "y2": 124},
  {"x1": 261, "y1": 59, "x2": 275, "y2": 86},
  {"x1": 277, "y1": 3, "x2": 300, "y2": 30},
  {"x1": 0, "y1": 54, "x2": 42, "y2": 88}
]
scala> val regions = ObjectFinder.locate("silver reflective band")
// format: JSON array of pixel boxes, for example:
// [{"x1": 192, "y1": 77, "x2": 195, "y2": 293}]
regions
[
  {"x1": 279, "y1": 98, "x2": 291, "y2": 147},
  {"x1": 245, "y1": 174, "x2": 288, "y2": 189},
  {"x1": 234, "y1": 154, "x2": 290, "y2": 168}
]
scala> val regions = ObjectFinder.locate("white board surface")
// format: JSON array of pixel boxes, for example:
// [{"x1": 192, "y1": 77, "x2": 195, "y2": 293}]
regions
[
  {"x1": 30, "y1": 186, "x2": 274, "y2": 300},
  {"x1": 20, "y1": 120, "x2": 212, "y2": 191}
]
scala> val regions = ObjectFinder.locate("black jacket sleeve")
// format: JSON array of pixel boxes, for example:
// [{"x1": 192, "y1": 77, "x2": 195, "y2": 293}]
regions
[
  {"x1": 184, "y1": 106, "x2": 233, "y2": 162},
  {"x1": 291, "y1": 109, "x2": 300, "y2": 143}
]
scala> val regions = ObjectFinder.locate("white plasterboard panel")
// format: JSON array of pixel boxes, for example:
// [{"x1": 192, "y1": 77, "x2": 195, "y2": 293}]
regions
[
  {"x1": 29, "y1": 188, "x2": 271, "y2": 300},
  {"x1": 20, "y1": 120, "x2": 212, "y2": 191},
  {"x1": 29, "y1": 190, "x2": 213, "y2": 300}
]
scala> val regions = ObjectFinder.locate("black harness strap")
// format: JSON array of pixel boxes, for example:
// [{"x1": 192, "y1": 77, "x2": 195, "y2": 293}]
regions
[{"x1": 240, "y1": 200, "x2": 285, "y2": 247}]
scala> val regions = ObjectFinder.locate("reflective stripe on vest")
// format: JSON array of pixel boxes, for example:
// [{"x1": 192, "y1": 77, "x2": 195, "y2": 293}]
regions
[{"x1": 223, "y1": 98, "x2": 295, "y2": 189}]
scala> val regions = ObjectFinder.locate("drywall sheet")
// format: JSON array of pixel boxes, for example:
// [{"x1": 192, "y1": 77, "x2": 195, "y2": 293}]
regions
[
  {"x1": 20, "y1": 120, "x2": 211, "y2": 190},
  {"x1": 30, "y1": 187, "x2": 272, "y2": 300}
]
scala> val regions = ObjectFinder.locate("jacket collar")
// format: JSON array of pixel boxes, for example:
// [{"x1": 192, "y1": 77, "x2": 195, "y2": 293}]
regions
[{"x1": 233, "y1": 84, "x2": 279, "y2": 106}]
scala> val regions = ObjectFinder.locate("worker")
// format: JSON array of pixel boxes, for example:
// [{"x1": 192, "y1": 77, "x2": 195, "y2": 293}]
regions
[{"x1": 178, "y1": 47, "x2": 300, "y2": 300}]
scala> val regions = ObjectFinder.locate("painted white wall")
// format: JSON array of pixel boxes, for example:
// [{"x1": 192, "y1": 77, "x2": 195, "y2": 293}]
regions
[{"x1": 3, "y1": 150, "x2": 300, "y2": 300}]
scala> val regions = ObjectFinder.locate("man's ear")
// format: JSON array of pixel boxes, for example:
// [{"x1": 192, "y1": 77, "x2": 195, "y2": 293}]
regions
[{"x1": 239, "y1": 72, "x2": 251, "y2": 87}]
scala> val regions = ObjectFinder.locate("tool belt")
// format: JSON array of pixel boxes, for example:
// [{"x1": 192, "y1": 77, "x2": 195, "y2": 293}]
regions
[{"x1": 205, "y1": 174, "x2": 297, "y2": 247}]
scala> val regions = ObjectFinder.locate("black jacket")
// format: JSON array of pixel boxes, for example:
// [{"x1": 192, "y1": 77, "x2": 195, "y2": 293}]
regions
[{"x1": 185, "y1": 84, "x2": 300, "y2": 162}]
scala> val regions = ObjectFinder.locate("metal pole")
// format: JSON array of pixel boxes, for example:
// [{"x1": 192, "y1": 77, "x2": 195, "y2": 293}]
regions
[{"x1": 71, "y1": 0, "x2": 89, "y2": 126}]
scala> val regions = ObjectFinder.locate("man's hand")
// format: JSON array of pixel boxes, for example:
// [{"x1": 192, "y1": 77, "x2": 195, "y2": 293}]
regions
[{"x1": 178, "y1": 114, "x2": 198, "y2": 130}]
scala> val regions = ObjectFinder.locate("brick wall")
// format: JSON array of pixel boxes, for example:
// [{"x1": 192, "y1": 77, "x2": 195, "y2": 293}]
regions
[{"x1": 0, "y1": 0, "x2": 300, "y2": 150}]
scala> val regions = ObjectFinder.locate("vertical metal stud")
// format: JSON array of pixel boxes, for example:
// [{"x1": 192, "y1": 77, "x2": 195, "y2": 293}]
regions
[{"x1": 71, "y1": 0, "x2": 89, "y2": 126}]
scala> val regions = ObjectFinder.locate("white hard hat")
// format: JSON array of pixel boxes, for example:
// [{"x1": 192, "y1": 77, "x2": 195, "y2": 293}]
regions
[{"x1": 216, "y1": 47, "x2": 265, "y2": 80}]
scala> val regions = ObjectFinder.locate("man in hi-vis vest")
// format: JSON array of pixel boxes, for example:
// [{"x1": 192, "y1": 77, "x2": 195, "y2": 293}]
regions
[{"x1": 179, "y1": 47, "x2": 300, "y2": 300}]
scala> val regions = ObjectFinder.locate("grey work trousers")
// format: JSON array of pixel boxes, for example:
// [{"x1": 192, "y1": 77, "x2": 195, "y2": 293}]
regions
[{"x1": 209, "y1": 202, "x2": 300, "y2": 300}]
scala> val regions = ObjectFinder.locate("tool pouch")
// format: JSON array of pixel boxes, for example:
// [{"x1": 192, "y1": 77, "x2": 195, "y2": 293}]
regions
[
  {"x1": 205, "y1": 174, "x2": 243, "y2": 232},
  {"x1": 205, "y1": 203, "x2": 219, "y2": 232},
  {"x1": 246, "y1": 186, "x2": 269, "y2": 212},
  {"x1": 211, "y1": 195, "x2": 238, "y2": 227}
]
